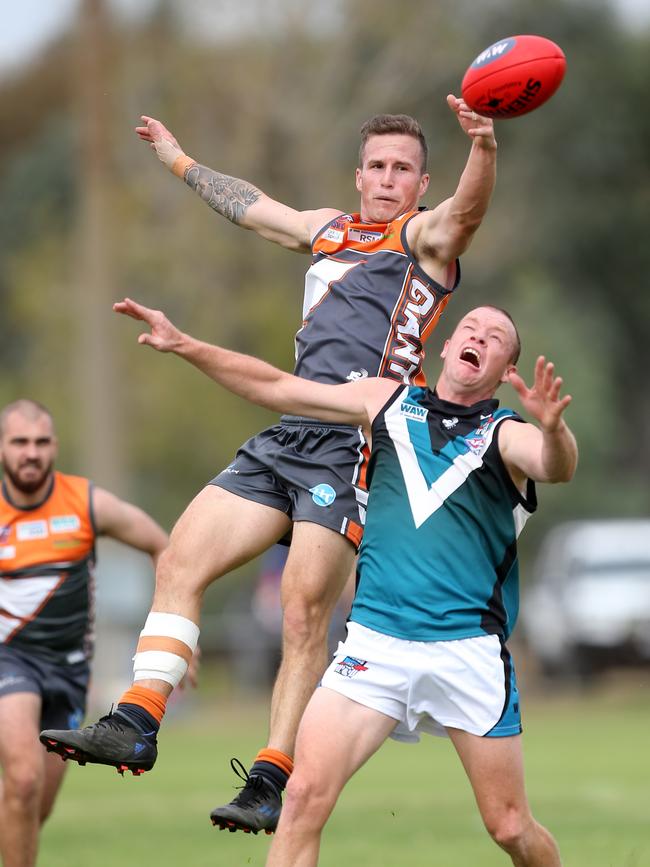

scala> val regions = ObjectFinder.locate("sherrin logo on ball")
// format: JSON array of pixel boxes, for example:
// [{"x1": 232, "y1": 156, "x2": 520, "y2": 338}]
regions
[{"x1": 461, "y1": 35, "x2": 566, "y2": 119}]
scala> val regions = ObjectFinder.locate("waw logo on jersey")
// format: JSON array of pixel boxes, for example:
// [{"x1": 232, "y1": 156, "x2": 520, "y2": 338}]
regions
[{"x1": 400, "y1": 402, "x2": 428, "y2": 423}]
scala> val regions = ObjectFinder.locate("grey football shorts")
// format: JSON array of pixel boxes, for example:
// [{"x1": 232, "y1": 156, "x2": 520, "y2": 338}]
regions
[
  {"x1": 211, "y1": 416, "x2": 369, "y2": 550},
  {"x1": 0, "y1": 644, "x2": 88, "y2": 730}
]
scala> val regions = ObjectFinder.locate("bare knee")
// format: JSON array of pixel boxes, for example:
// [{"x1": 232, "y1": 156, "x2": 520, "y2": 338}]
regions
[
  {"x1": 3, "y1": 762, "x2": 43, "y2": 808},
  {"x1": 283, "y1": 773, "x2": 335, "y2": 828},
  {"x1": 282, "y1": 596, "x2": 331, "y2": 650},
  {"x1": 154, "y1": 544, "x2": 202, "y2": 603},
  {"x1": 484, "y1": 806, "x2": 533, "y2": 852}
]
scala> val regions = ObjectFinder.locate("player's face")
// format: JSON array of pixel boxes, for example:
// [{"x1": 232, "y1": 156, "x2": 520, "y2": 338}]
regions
[
  {"x1": 0, "y1": 411, "x2": 57, "y2": 497},
  {"x1": 356, "y1": 134, "x2": 429, "y2": 223},
  {"x1": 440, "y1": 308, "x2": 518, "y2": 394}
]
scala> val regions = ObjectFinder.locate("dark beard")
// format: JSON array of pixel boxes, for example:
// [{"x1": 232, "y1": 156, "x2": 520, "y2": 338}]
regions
[{"x1": 2, "y1": 460, "x2": 53, "y2": 495}]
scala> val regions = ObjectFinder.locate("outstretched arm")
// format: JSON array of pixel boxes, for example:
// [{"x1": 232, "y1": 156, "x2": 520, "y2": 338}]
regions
[
  {"x1": 114, "y1": 298, "x2": 388, "y2": 427},
  {"x1": 500, "y1": 356, "x2": 578, "y2": 485},
  {"x1": 135, "y1": 116, "x2": 339, "y2": 252},
  {"x1": 409, "y1": 95, "x2": 497, "y2": 273},
  {"x1": 92, "y1": 487, "x2": 168, "y2": 564}
]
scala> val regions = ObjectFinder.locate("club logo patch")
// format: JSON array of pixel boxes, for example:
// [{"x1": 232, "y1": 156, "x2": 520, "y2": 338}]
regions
[
  {"x1": 0, "y1": 525, "x2": 11, "y2": 543},
  {"x1": 309, "y1": 483, "x2": 336, "y2": 507},
  {"x1": 16, "y1": 520, "x2": 48, "y2": 541},
  {"x1": 334, "y1": 656, "x2": 369, "y2": 678},
  {"x1": 67, "y1": 708, "x2": 84, "y2": 730},
  {"x1": 465, "y1": 436, "x2": 486, "y2": 455},
  {"x1": 346, "y1": 368, "x2": 368, "y2": 382},
  {"x1": 50, "y1": 515, "x2": 80, "y2": 533}
]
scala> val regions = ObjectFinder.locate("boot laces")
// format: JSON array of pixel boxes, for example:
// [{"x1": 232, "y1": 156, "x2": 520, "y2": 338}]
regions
[
  {"x1": 229, "y1": 757, "x2": 273, "y2": 807},
  {"x1": 92, "y1": 708, "x2": 132, "y2": 733}
]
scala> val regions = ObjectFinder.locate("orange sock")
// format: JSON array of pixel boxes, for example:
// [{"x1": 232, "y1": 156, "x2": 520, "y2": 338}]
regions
[
  {"x1": 254, "y1": 748, "x2": 294, "y2": 777},
  {"x1": 118, "y1": 685, "x2": 167, "y2": 724}
]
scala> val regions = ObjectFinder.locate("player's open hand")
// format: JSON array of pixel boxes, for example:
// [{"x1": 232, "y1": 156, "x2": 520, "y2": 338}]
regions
[
  {"x1": 446, "y1": 95, "x2": 496, "y2": 149},
  {"x1": 135, "y1": 116, "x2": 185, "y2": 170},
  {"x1": 113, "y1": 297, "x2": 185, "y2": 353},
  {"x1": 507, "y1": 356, "x2": 572, "y2": 433}
]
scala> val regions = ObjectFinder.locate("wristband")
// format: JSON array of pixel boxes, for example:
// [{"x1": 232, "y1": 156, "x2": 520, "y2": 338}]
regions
[{"x1": 171, "y1": 154, "x2": 197, "y2": 179}]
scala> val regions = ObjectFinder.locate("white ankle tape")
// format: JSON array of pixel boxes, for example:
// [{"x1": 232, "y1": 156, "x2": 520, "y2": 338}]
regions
[
  {"x1": 132, "y1": 612, "x2": 200, "y2": 689},
  {"x1": 139, "y1": 612, "x2": 200, "y2": 648}
]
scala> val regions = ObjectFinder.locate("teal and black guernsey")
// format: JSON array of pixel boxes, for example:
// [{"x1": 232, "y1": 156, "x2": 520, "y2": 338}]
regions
[{"x1": 352, "y1": 386, "x2": 537, "y2": 642}]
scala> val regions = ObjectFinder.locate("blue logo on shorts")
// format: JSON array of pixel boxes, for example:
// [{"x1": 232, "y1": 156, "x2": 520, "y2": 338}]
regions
[
  {"x1": 68, "y1": 708, "x2": 84, "y2": 730},
  {"x1": 309, "y1": 483, "x2": 336, "y2": 507}
]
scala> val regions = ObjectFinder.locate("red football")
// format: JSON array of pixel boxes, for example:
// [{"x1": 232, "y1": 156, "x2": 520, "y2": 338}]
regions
[{"x1": 461, "y1": 35, "x2": 566, "y2": 119}]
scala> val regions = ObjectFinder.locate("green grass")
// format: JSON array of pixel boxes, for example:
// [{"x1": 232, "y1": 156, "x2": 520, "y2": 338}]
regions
[{"x1": 39, "y1": 679, "x2": 650, "y2": 867}]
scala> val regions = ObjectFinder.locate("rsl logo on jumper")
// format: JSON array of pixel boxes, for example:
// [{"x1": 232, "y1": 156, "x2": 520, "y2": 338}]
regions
[
  {"x1": 334, "y1": 656, "x2": 368, "y2": 679},
  {"x1": 348, "y1": 228, "x2": 383, "y2": 244},
  {"x1": 309, "y1": 483, "x2": 337, "y2": 507},
  {"x1": 400, "y1": 402, "x2": 428, "y2": 423}
]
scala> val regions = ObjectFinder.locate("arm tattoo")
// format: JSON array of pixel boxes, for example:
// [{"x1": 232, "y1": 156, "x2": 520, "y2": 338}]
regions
[{"x1": 184, "y1": 164, "x2": 261, "y2": 224}]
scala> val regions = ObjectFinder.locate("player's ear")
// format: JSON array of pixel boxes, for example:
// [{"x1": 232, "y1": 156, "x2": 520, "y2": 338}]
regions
[
  {"x1": 500, "y1": 363, "x2": 516, "y2": 384},
  {"x1": 355, "y1": 167, "x2": 363, "y2": 192},
  {"x1": 440, "y1": 339, "x2": 450, "y2": 360},
  {"x1": 418, "y1": 173, "x2": 430, "y2": 197}
]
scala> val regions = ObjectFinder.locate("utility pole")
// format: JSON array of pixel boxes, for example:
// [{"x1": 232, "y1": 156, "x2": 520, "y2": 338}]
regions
[{"x1": 73, "y1": 0, "x2": 126, "y2": 493}]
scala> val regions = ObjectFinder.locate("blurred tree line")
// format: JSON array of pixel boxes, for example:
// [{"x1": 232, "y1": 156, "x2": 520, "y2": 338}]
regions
[{"x1": 0, "y1": 0, "x2": 648, "y2": 591}]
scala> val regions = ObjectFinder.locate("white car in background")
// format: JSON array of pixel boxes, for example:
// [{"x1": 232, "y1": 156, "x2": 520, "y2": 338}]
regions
[{"x1": 521, "y1": 519, "x2": 650, "y2": 680}]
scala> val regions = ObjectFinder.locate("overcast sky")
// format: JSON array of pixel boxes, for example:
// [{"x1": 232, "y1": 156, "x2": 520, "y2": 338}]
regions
[{"x1": 1, "y1": 0, "x2": 649, "y2": 75}]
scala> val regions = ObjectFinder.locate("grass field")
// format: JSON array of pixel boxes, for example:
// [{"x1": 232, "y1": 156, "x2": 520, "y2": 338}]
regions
[{"x1": 39, "y1": 676, "x2": 650, "y2": 867}]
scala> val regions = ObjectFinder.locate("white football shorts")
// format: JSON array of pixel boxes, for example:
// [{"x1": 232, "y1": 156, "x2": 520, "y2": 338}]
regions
[{"x1": 320, "y1": 621, "x2": 522, "y2": 742}]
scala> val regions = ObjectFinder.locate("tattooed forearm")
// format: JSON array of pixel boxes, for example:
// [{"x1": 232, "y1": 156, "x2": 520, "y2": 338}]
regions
[{"x1": 184, "y1": 164, "x2": 262, "y2": 224}]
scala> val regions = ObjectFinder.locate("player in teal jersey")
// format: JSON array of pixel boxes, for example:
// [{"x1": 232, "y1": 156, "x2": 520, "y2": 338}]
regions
[{"x1": 105, "y1": 298, "x2": 575, "y2": 865}]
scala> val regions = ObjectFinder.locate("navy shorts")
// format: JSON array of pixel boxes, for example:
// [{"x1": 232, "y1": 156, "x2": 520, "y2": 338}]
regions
[
  {"x1": 0, "y1": 644, "x2": 89, "y2": 730},
  {"x1": 211, "y1": 416, "x2": 369, "y2": 550}
]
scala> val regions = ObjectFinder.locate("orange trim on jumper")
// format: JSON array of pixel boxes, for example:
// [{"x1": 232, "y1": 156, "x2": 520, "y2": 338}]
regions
[
  {"x1": 118, "y1": 685, "x2": 167, "y2": 724},
  {"x1": 254, "y1": 748, "x2": 294, "y2": 777},
  {"x1": 313, "y1": 211, "x2": 418, "y2": 257},
  {"x1": 136, "y1": 635, "x2": 193, "y2": 665}
]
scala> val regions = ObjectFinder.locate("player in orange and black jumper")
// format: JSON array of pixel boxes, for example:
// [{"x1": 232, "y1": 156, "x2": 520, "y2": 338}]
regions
[
  {"x1": 0, "y1": 400, "x2": 168, "y2": 867},
  {"x1": 41, "y1": 98, "x2": 497, "y2": 835}
]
